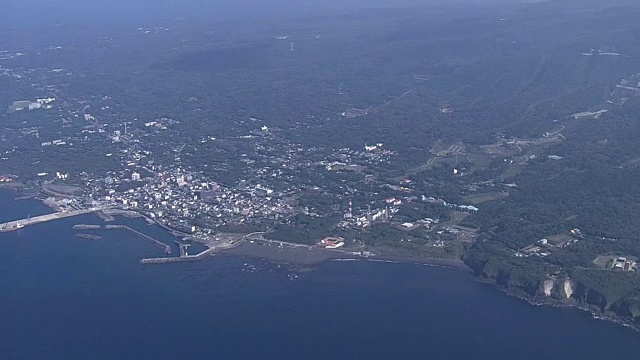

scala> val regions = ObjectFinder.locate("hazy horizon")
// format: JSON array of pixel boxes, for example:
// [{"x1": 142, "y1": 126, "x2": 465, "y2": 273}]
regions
[{"x1": 4, "y1": 0, "x2": 522, "y2": 28}]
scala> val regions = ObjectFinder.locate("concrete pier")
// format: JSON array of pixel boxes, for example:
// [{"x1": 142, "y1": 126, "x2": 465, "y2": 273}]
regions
[
  {"x1": 138, "y1": 233, "x2": 251, "y2": 265},
  {"x1": 140, "y1": 248, "x2": 213, "y2": 264},
  {"x1": 95, "y1": 210, "x2": 115, "y2": 222},
  {"x1": 0, "y1": 209, "x2": 97, "y2": 230},
  {"x1": 104, "y1": 225, "x2": 171, "y2": 254}
]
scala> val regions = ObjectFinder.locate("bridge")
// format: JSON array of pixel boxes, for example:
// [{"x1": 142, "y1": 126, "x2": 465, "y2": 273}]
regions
[{"x1": 0, "y1": 208, "x2": 99, "y2": 230}]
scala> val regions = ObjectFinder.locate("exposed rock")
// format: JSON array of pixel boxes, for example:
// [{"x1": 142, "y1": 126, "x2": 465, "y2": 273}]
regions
[
  {"x1": 543, "y1": 279, "x2": 555, "y2": 296},
  {"x1": 563, "y1": 278, "x2": 574, "y2": 299}
]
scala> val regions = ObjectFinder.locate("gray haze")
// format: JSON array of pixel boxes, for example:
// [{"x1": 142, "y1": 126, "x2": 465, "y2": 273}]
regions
[{"x1": 4, "y1": 0, "x2": 512, "y2": 27}]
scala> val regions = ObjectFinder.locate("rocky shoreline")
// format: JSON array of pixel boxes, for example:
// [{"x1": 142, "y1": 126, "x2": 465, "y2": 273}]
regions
[
  {"x1": 478, "y1": 278, "x2": 640, "y2": 334},
  {"x1": 4, "y1": 188, "x2": 636, "y2": 334},
  {"x1": 220, "y1": 239, "x2": 468, "y2": 270},
  {"x1": 222, "y1": 240, "x2": 638, "y2": 334}
]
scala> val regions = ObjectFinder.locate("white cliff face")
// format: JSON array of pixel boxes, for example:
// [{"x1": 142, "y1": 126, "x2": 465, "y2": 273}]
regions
[
  {"x1": 563, "y1": 279, "x2": 574, "y2": 299},
  {"x1": 543, "y1": 279, "x2": 555, "y2": 296}
]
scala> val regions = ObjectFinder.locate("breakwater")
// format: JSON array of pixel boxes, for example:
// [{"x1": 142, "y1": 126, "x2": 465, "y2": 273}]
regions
[
  {"x1": 139, "y1": 248, "x2": 213, "y2": 265},
  {"x1": 0, "y1": 208, "x2": 96, "y2": 230},
  {"x1": 73, "y1": 224, "x2": 102, "y2": 230},
  {"x1": 76, "y1": 233, "x2": 103, "y2": 240},
  {"x1": 104, "y1": 225, "x2": 171, "y2": 254}
]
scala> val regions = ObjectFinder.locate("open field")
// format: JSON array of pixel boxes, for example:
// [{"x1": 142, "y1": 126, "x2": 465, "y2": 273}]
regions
[
  {"x1": 463, "y1": 192, "x2": 508, "y2": 205},
  {"x1": 449, "y1": 211, "x2": 471, "y2": 224}
]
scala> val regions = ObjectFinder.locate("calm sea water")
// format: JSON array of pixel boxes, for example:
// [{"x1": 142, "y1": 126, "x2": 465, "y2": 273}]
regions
[{"x1": 0, "y1": 190, "x2": 639, "y2": 359}]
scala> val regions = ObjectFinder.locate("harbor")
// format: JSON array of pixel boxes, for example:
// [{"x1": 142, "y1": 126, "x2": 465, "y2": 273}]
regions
[
  {"x1": 0, "y1": 201, "x2": 217, "y2": 263},
  {"x1": 104, "y1": 225, "x2": 172, "y2": 254},
  {"x1": 0, "y1": 208, "x2": 98, "y2": 231},
  {"x1": 0, "y1": 199, "x2": 253, "y2": 266},
  {"x1": 138, "y1": 232, "x2": 256, "y2": 265}
]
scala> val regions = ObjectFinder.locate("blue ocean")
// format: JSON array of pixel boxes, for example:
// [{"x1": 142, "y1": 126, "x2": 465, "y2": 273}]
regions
[{"x1": 0, "y1": 190, "x2": 638, "y2": 359}]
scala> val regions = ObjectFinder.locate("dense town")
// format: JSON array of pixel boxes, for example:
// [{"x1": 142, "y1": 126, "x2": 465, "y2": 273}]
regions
[{"x1": 0, "y1": 69, "x2": 488, "y2": 254}]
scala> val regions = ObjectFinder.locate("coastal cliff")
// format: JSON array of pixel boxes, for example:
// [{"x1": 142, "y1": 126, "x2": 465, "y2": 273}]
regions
[{"x1": 464, "y1": 253, "x2": 640, "y2": 331}]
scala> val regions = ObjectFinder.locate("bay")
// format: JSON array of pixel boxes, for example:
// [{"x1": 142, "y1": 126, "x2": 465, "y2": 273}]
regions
[{"x1": 0, "y1": 190, "x2": 638, "y2": 359}]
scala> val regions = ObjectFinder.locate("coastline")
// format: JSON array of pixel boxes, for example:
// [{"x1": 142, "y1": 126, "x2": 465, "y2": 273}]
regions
[
  {"x1": 218, "y1": 238, "x2": 468, "y2": 271},
  {"x1": 220, "y1": 240, "x2": 350, "y2": 266},
  {"x1": 478, "y1": 278, "x2": 640, "y2": 334},
  {"x1": 215, "y1": 238, "x2": 639, "y2": 334},
  {"x1": 363, "y1": 253, "x2": 469, "y2": 271},
  {"x1": 217, "y1": 238, "x2": 640, "y2": 334},
  {"x1": 2, "y1": 189, "x2": 637, "y2": 335}
]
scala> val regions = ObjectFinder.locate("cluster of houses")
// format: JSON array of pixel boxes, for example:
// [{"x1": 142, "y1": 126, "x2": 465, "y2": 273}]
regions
[{"x1": 84, "y1": 165, "x2": 295, "y2": 234}]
